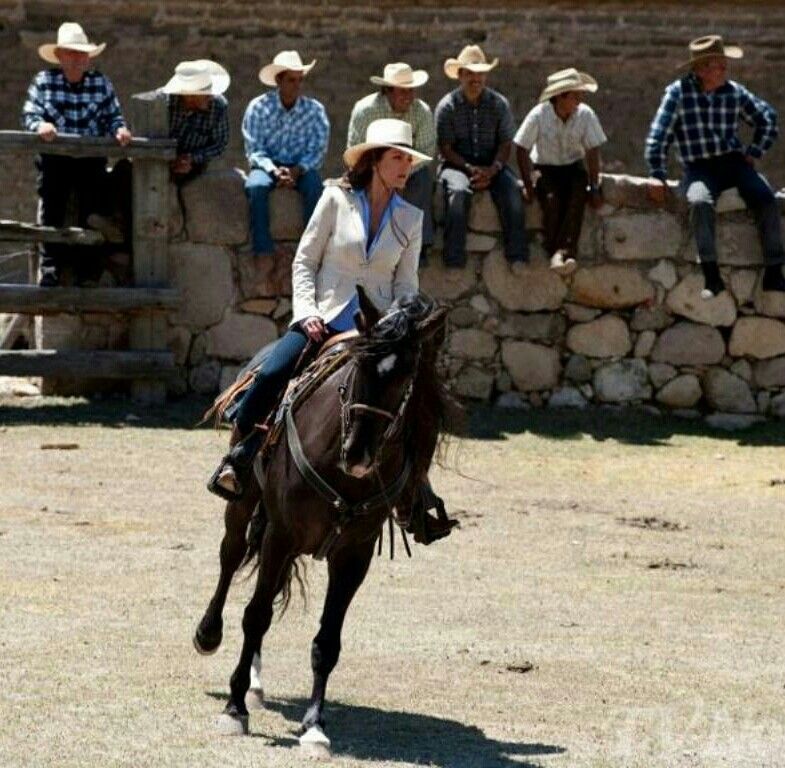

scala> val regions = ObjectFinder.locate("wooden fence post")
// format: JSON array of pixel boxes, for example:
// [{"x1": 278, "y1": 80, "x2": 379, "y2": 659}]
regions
[{"x1": 130, "y1": 93, "x2": 170, "y2": 404}]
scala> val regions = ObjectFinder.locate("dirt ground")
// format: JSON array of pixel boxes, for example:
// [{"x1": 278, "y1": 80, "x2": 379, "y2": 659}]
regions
[{"x1": 0, "y1": 393, "x2": 784, "y2": 768}]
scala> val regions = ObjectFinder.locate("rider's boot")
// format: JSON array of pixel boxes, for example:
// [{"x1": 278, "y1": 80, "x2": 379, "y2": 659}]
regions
[
  {"x1": 207, "y1": 427, "x2": 266, "y2": 501},
  {"x1": 407, "y1": 480, "x2": 459, "y2": 545}
]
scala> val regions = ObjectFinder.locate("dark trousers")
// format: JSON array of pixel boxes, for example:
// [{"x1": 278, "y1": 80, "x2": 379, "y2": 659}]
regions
[
  {"x1": 37, "y1": 154, "x2": 109, "y2": 281},
  {"x1": 683, "y1": 152, "x2": 785, "y2": 265},
  {"x1": 401, "y1": 165, "x2": 434, "y2": 247},
  {"x1": 535, "y1": 161, "x2": 588, "y2": 258},
  {"x1": 233, "y1": 326, "x2": 310, "y2": 436},
  {"x1": 439, "y1": 165, "x2": 528, "y2": 267}
]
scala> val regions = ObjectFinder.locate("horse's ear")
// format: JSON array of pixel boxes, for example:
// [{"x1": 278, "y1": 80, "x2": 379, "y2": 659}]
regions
[
  {"x1": 415, "y1": 306, "x2": 448, "y2": 344},
  {"x1": 355, "y1": 285, "x2": 381, "y2": 329}
]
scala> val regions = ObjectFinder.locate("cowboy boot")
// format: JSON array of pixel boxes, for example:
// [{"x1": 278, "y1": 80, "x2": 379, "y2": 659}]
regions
[
  {"x1": 207, "y1": 427, "x2": 266, "y2": 501},
  {"x1": 407, "y1": 480, "x2": 459, "y2": 545}
]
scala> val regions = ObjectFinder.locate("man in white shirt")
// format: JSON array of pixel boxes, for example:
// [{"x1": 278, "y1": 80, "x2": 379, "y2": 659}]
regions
[{"x1": 515, "y1": 68, "x2": 606, "y2": 275}]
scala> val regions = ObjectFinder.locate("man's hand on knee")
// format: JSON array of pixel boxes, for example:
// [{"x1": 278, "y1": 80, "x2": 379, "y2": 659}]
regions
[{"x1": 37, "y1": 122, "x2": 57, "y2": 142}]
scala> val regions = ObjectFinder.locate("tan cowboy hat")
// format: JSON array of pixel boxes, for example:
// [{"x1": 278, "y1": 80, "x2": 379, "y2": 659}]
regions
[
  {"x1": 259, "y1": 51, "x2": 316, "y2": 87},
  {"x1": 370, "y1": 62, "x2": 429, "y2": 89},
  {"x1": 677, "y1": 35, "x2": 743, "y2": 72},
  {"x1": 161, "y1": 60, "x2": 230, "y2": 96},
  {"x1": 443, "y1": 45, "x2": 498, "y2": 80},
  {"x1": 538, "y1": 68, "x2": 598, "y2": 103},
  {"x1": 343, "y1": 118, "x2": 432, "y2": 168},
  {"x1": 38, "y1": 22, "x2": 106, "y2": 64}
]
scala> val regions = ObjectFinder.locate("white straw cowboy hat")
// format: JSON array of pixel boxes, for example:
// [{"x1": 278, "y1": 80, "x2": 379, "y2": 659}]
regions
[
  {"x1": 677, "y1": 35, "x2": 743, "y2": 72},
  {"x1": 38, "y1": 22, "x2": 106, "y2": 64},
  {"x1": 370, "y1": 62, "x2": 429, "y2": 89},
  {"x1": 443, "y1": 45, "x2": 498, "y2": 80},
  {"x1": 343, "y1": 118, "x2": 432, "y2": 169},
  {"x1": 538, "y1": 68, "x2": 598, "y2": 103},
  {"x1": 161, "y1": 60, "x2": 230, "y2": 96},
  {"x1": 259, "y1": 51, "x2": 316, "y2": 87}
]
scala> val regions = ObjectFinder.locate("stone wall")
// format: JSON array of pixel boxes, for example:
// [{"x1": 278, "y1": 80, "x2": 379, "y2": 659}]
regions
[
  {"x1": 38, "y1": 166, "x2": 785, "y2": 425},
  {"x1": 2, "y1": 1, "x2": 785, "y2": 220}
]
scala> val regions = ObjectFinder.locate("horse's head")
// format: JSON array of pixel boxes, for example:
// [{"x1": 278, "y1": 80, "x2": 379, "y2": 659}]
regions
[{"x1": 338, "y1": 287, "x2": 446, "y2": 480}]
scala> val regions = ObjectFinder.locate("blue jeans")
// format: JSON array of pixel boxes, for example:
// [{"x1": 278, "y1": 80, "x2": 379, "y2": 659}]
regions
[
  {"x1": 683, "y1": 152, "x2": 784, "y2": 265},
  {"x1": 439, "y1": 165, "x2": 527, "y2": 267},
  {"x1": 245, "y1": 167, "x2": 323, "y2": 254}
]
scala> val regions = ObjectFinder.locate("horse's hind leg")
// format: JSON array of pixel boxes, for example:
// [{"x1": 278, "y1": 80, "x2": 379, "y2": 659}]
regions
[
  {"x1": 218, "y1": 525, "x2": 292, "y2": 735},
  {"x1": 300, "y1": 538, "x2": 375, "y2": 756},
  {"x1": 194, "y1": 482, "x2": 263, "y2": 655}
]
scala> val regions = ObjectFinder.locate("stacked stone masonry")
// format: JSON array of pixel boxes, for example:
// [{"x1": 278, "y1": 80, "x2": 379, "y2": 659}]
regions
[{"x1": 36, "y1": 166, "x2": 785, "y2": 424}]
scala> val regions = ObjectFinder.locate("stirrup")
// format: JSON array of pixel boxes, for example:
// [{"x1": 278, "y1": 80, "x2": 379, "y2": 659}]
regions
[{"x1": 207, "y1": 455, "x2": 245, "y2": 502}]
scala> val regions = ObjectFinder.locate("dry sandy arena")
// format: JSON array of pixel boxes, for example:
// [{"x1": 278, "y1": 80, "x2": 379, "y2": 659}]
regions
[{"x1": 1, "y1": 391, "x2": 783, "y2": 768}]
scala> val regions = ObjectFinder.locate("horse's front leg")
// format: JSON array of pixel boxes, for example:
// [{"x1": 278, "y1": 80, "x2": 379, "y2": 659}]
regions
[
  {"x1": 217, "y1": 524, "x2": 291, "y2": 736},
  {"x1": 194, "y1": 486, "x2": 262, "y2": 655},
  {"x1": 300, "y1": 536, "x2": 375, "y2": 757}
]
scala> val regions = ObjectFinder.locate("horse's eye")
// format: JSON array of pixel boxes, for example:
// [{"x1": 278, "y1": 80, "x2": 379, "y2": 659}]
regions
[{"x1": 376, "y1": 354, "x2": 397, "y2": 376}]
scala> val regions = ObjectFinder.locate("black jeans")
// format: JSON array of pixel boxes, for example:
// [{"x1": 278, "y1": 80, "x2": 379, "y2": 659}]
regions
[
  {"x1": 36, "y1": 154, "x2": 109, "y2": 281},
  {"x1": 535, "y1": 161, "x2": 588, "y2": 259}
]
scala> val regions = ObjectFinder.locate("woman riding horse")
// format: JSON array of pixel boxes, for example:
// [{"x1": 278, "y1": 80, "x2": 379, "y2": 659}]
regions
[{"x1": 208, "y1": 118, "x2": 436, "y2": 501}]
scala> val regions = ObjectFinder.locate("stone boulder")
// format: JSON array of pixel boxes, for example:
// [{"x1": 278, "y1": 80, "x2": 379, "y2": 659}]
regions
[
  {"x1": 468, "y1": 191, "x2": 502, "y2": 233},
  {"x1": 593, "y1": 359, "x2": 651, "y2": 402},
  {"x1": 483, "y1": 250, "x2": 567, "y2": 311},
  {"x1": 665, "y1": 273, "x2": 737, "y2": 326},
  {"x1": 600, "y1": 174, "x2": 680, "y2": 211},
  {"x1": 634, "y1": 330, "x2": 657, "y2": 358},
  {"x1": 683, "y1": 219, "x2": 764, "y2": 266},
  {"x1": 206, "y1": 311, "x2": 278, "y2": 361},
  {"x1": 604, "y1": 211, "x2": 683, "y2": 261},
  {"x1": 448, "y1": 328, "x2": 497, "y2": 360},
  {"x1": 238, "y1": 246, "x2": 294, "y2": 298},
  {"x1": 566, "y1": 314, "x2": 632, "y2": 358},
  {"x1": 729, "y1": 317, "x2": 785, "y2": 359},
  {"x1": 729, "y1": 270, "x2": 757, "y2": 305},
  {"x1": 648, "y1": 362, "x2": 677, "y2": 388},
  {"x1": 656, "y1": 374, "x2": 702, "y2": 409},
  {"x1": 702, "y1": 368, "x2": 756, "y2": 413},
  {"x1": 180, "y1": 168, "x2": 249, "y2": 246},
  {"x1": 420, "y1": 257, "x2": 477, "y2": 301},
  {"x1": 269, "y1": 187, "x2": 305, "y2": 241},
  {"x1": 570, "y1": 265, "x2": 655, "y2": 309},
  {"x1": 169, "y1": 243, "x2": 234, "y2": 330},
  {"x1": 189, "y1": 359, "x2": 221, "y2": 395},
  {"x1": 650, "y1": 322, "x2": 725, "y2": 366},
  {"x1": 452, "y1": 367, "x2": 494, "y2": 400},
  {"x1": 630, "y1": 305, "x2": 674, "y2": 331},
  {"x1": 547, "y1": 386, "x2": 587, "y2": 409},
  {"x1": 497, "y1": 312, "x2": 566, "y2": 341},
  {"x1": 753, "y1": 356, "x2": 785, "y2": 388},
  {"x1": 753, "y1": 281, "x2": 785, "y2": 319},
  {"x1": 501, "y1": 340, "x2": 561, "y2": 391},
  {"x1": 647, "y1": 260, "x2": 678, "y2": 290}
]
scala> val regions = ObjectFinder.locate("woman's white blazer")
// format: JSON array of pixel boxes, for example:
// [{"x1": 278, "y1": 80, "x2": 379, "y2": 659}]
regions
[{"x1": 291, "y1": 183, "x2": 422, "y2": 325}]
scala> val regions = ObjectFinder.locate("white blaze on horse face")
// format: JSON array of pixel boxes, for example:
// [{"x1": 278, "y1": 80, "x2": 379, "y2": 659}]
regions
[{"x1": 377, "y1": 354, "x2": 397, "y2": 376}]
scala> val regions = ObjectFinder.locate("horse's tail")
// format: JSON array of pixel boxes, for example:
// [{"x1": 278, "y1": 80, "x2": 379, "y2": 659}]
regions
[{"x1": 241, "y1": 504, "x2": 308, "y2": 616}]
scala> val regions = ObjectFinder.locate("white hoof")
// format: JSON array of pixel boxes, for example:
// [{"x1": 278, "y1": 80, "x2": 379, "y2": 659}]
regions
[
  {"x1": 300, "y1": 725, "x2": 331, "y2": 760},
  {"x1": 216, "y1": 712, "x2": 249, "y2": 736},
  {"x1": 245, "y1": 686, "x2": 265, "y2": 710}
]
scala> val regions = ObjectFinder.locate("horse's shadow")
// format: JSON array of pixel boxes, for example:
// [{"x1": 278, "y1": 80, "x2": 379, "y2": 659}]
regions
[{"x1": 208, "y1": 692, "x2": 565, "y2": 767}]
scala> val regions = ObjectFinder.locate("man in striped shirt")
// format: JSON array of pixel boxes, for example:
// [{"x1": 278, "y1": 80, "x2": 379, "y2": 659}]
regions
[
  {"x1": 22, "y1": 22, "x2": 132, "y2": 286},
  {"x1": 347, "y1": 63, "x2": 436, "y2": 262},
  {"x1": 242, "y1": 51, "x2": 330, "y2": 258},
  {"x1": 646, "y1": 35, "x2": 785, "y2": 297}
]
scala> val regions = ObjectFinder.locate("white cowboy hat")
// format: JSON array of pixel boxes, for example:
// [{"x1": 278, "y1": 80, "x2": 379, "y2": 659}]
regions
[
  {"x1": 259, "y1": 51, "x2": 316, "y2": 87},
  {"x1": 343, "y1": 118, "x2": 432, "y2": 169},
  {"x1": 443, "y1": 45, "x2": 498, "y2": 80},
  {"x1": 161, "y1": 60, "x2": 230, "y2": 96},
  {"x1": 538, "y1": 68, "x2": 598, "y2": 103},
  {"x1": 370, "y1": 62, "x2": 429, "y2": 89},
  {"x1": 677, "y1": 35, "x2": 743, "y2": 72},
  {"x1": 38, "y1": 22, "x2": 106, "y2": 64}
]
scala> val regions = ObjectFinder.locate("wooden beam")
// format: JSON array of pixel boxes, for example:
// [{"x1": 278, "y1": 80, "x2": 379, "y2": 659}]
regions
[
  {"x1": 0, "y1": 349, "x2": 174, "y2": 379},
  {"x1": 0, "y1": 219, "x2": 104, "y2": 245},
  {"x1": 0, "y1": 130, "x2": 176, "y2": 160},
  {"x1": 0, "y1": 314, "x2": 31, "y2": 350},
  {"x1": 0, "y1": 285, "x2": 181, "y2": 315}
]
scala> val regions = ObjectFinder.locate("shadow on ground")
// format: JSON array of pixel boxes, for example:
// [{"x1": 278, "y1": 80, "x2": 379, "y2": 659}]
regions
[
  {"x1": 2, "y1": 393, "x2": 785, "y2": 448},
  {"x1": 205, "y1": 692, "x2": 565, "y2": 767}
]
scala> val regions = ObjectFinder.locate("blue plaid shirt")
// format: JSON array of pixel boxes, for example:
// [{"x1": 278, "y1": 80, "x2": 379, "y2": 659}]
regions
[
  {"x1": 645, "y1": 74, "x2": 778, "y2": 180},
  {"x1": 22, "y1": 68, "x2": 126, "y2": 136},
  {"x1": 242, "y1": 90, "x2": 330, "y2": 174},
  {"x1": 167, "y1": 93, "x2": 229, "y2": 165}
]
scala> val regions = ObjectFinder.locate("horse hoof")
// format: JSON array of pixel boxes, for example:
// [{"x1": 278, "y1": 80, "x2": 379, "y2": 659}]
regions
[
  {"x1": 300, "y1": 725, "x2": 331, "y2": 760},
  {"x1": 216, "y1": 712, "x2": 249, "y2": 736},
  {"x1": 193, "y1": 624, "x2": 222, "y2": 656},
  {"x1": 245, "y1": 686, "x2": 265, "y2": 710}
]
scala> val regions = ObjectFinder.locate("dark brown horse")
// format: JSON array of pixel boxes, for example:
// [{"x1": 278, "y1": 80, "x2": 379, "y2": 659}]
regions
[{"x1": 195, "y1": 290, "x2": 453, "y2": 754}]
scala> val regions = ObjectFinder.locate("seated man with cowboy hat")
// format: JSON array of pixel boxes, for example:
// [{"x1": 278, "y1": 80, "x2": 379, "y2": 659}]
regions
[
  {"x1": 242, "y1": 51, "x2": 330, "y2": 258},
  {"x1": 515, "y1": 68, "x2": 607, "y2": 276},
  {"x1": 435, "y1": 44, "x2": 527, "y2": 272},
  {"x1": 646, "y1": 35, "x2": 785, "y2": 298},
  {"x1": 347, "y1": 62, "x2": 436, "y2": 263},
  {"x1": 22, "y1": 21, "x2": 132, "y2": 287}
]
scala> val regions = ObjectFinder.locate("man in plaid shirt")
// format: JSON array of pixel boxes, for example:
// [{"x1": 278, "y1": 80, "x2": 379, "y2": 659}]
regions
[
  {"x1": 646, "y1": 35, "x2": 785, "y2": 297},
  {"x1": 242, "y1": 51, "x2": 329, "y2": 258},
  {"x1": 347, "y1": 62, "x2": 436, "y2": 262},
  {"x1": 22, "y1": 22, "x2": 132, "y2": 286}
]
